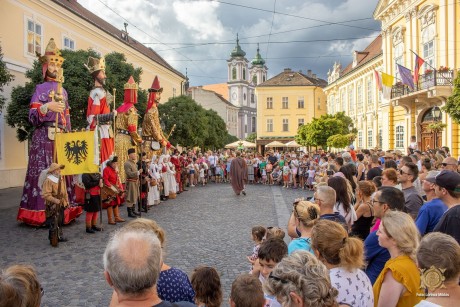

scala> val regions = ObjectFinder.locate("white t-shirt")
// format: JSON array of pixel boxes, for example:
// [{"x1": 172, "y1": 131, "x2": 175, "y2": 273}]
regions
[
  {"x1": 208, "y1": 155, "x2": 217, "y2": 167},
  {"x1": 329, "y1": 267, "x2": 374, "y2": 307},
  {"x1": 334, "y1": 202, "x2": 357, "y2": 227}
]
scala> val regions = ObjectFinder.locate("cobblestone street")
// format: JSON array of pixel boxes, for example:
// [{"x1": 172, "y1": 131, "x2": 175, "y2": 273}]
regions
[{"x1": 0, "y1": 184, "x2": 311, "y2": 307}]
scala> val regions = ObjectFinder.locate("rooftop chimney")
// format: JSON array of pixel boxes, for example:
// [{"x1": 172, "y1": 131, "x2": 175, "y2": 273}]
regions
[
  {"x1": 284, "y1": 68, "x2": 292, "y2": 72},
  {"x1": 312, "y1": 74, "x2": 317, "y2": 79},
  {"x1": 307, "y1": 69, "x2": 312, "y2": 77}
]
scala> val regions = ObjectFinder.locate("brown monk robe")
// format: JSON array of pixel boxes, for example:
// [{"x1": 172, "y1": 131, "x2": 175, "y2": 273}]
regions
[{"x1": 230, "y1": 151, "x2": 248, "y2": 196}]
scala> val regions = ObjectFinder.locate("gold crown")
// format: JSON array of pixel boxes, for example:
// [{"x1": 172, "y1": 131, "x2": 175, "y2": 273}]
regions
[
  {"x1": 124, "y1": 76, "x2": 138, "y2": 90},
  {"x1": 84, "y1": 56, "x2": 105, "y2": 74},
  {"x1": 38, "y1": 38, "x2": 64, "y2": 66}
]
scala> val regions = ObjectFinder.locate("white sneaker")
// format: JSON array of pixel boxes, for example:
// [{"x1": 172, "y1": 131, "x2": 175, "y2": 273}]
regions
[{"x1": 191, "y1": 185, "x2": 195, "y2": 187}]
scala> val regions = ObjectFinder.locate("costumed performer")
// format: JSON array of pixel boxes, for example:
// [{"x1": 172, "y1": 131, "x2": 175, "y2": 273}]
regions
[
  {"x1": 40, "y1": 163, "x2": 69, "y2": 247},
  {"x1": 17, "y1": 38, "x2": 78, "y2": 226},
  {"x1": 85, "y1": 56, "x2": 116, "y2": 169},
  {"x1": 230, "y1": 151, "x2": 248, "y2": 196},
  {"x1": 141, "y1": 76, "x2": 170, "y2": 158},
  {"x1": 102, "y1": 156, "x2": 125, "y2": 224},
  {"x1": 81, "y1": 172, "x2": 103, "y2": 233},
  {"x1": 114, "y1": 76, "x2": 142, "y2": 183},
  {"x1": 124, "y1": 148, "x2": 141, "y2": 218},
  {"x1": 148, "y1": 155, "x2": 161, "y2": 206}
]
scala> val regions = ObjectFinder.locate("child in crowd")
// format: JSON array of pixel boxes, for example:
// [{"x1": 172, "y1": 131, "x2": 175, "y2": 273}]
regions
[
  {"x1": 215, "y1": 160, "x2": 222, "y2": 183},
  {"x1": 230, "y1": 274, "x2": 265, "y2": 307},
  {"x1": 282, "y1": 163, "x2": 291, "y2": 188},
  {"x1": 226, "y1": 158, "x2": 232, "y2": 183},
  {"x1": 266, "y1": 161, "x2": 273, "y2": 185},
  {"x1": 271, "y1": 166, "x2": 281, "y2": 185},
  {"x1": 259, "y1": 157, "x2": 267, "y2": 184},
  {"x1": 191, "y1": 266, "x2": 222, "y2": 307},
  {"x1": 252, "y1": 238, "x2": 288, "y2": 307},
  {"x1": 220, "y1": 160, "x2": 226, "y2": 183},
  {"x1": 306, "y1": 165, "x2": 316, "y2": 190},
  {"x1": 247, "y1": 226, "x2": 266, "y2": 269},
  {"x1": 187, "y1": 159, "x2": 196, "y2": 187},
  {"x1": 199, "y1": 164, "x2": 206, "y2": 186},
  {"x1": 265, "y1": 226, "x2": 286, "y2": 240}
]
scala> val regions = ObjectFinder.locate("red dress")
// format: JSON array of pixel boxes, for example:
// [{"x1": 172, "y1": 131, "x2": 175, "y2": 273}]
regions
[{"x1": 170, "y1": 155, "x2": 181, "y2": 184}]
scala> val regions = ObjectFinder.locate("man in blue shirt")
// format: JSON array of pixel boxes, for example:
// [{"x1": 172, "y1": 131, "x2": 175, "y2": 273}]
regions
[
  {"x1": 415, "y1": 170, "x2": 447, "y2": 235},
  {"x1": 364, "y1": 186, "x2": 405, "y2": 284}
]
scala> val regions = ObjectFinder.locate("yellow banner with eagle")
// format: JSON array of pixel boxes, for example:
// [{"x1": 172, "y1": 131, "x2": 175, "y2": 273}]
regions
[{"x1": 55, "y1": 131, "x2": 99, "y2": 175}]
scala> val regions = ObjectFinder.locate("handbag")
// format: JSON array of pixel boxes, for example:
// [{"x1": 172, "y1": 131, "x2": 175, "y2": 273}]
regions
[{"x1": 150, "y1": 179, "x2": 157, "y2": 187}]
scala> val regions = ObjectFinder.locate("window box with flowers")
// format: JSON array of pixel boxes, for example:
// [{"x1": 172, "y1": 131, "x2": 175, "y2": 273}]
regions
[
  {"x1": 438, "y1": 66, "x2": 450, "y2": 72},
  {"x1": 424, "y1": 69, "x2": 433, "y2": 75}
]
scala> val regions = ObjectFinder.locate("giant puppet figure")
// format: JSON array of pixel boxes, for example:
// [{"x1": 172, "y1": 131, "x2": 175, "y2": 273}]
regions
[
  {"x1": 114, "y1": 76, "x2": 142, "y2": 183},
  {"x1": 141, "y1": 75, "x2": 170, "y2": 157},
  {"x1": 17, "y1": 38, "x2": 78, "y2": 226},
  {"x1": 85, "y1": 56, "x2": 116, "y2": 168}
]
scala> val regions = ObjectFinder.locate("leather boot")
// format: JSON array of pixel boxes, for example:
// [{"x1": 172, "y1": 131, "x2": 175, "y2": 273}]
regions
[
  {"x1": 86, "y1": 221, "x2": 95, "y2": 234},
  {"x1": 91, "y1": 220, "x2": 102, "y2": 231},
  {"x1": 127, "y1": 206, "x2": 137, "y2": 218},
  {"x1": 133, "y1": 203, "x2": 141, "y2": 216},
  {"x1": 107, "y1": 207, "x2": 116, "y2": 225},
  {"x1": 113, "y1": 206, "x2": 125, "y2": 223},
  {"x1": 142, "y1": 198, "x2": 148, "y2": 213}
]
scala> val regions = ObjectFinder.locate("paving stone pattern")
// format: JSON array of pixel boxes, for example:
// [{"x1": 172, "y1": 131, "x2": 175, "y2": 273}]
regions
[{"x1": 0, "y1": 184, "x2": 312, "y2": 306}]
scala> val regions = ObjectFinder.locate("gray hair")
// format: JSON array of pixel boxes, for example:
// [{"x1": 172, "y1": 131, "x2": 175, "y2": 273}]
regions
[
  {"x1": 103, "y1": 229, "x2": 162, "y2": 296},
  {"x1": 316, "y1": 186, "x2": 336, "y2": 209},
  {"x1": 342, "y1": 152, "x2": 352, "y2": 162},
  {"x1": 264, "y1": 250, "x2": 338, "y2": 307}
]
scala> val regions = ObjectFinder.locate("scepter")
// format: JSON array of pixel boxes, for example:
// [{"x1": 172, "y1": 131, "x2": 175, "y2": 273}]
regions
[
  {"x1": 112, "y1": 88, "x2": 117, "y2": 142},
  {"x1": 52, "y1": 68, "x2": 65, "y2": 163}
]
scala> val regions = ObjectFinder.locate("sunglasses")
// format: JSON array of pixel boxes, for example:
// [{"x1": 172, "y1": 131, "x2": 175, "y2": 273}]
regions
[
  {"x1": 399, "y1": 169, "x2": 411, "y2": 176},
  {"x1": 442, "y1": 163, "x2": 458, "y2": 167},
  {"x1": 269, "y1": 272, "x2": 290, "y2": 284}
]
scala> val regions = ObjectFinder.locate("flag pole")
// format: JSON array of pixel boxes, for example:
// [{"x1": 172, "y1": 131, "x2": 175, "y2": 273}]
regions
[{"x1": 409, "y1": 49, "x2": 452, "y2": 85}]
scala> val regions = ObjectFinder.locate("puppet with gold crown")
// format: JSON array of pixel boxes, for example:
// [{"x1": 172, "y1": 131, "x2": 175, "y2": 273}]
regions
[
  {"x1": 17, "y1": 38, "x2": 77, "y2": 226},
  {"x1": 85, "y1": 56, "x2": 116, "y2": 169},
  {"x1": 114, "y1": 76, "x2": 142, "y2": 183}
]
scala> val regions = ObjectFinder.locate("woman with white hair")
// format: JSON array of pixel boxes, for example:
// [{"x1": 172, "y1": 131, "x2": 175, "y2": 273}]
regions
[
  {"x1": 148, "y1": 155, "x2": 161, "y2": 206},
  {"x1": 264, "y1": 250, "x2": 339, "y2": 307}
]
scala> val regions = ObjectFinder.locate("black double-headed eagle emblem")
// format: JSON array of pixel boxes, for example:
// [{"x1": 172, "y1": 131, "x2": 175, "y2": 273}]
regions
[{"x1": 64, "y1": 140, "x2": 88, "y2": 165}]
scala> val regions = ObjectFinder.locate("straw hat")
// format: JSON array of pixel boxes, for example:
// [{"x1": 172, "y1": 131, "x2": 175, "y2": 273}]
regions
[{"x1": 48, "y1": 163, "x2": 65, "y2": 173}]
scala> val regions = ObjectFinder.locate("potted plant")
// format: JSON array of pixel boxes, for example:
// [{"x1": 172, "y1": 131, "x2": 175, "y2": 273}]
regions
[
  {"x1": 425, "y1": 68, "x2": 433, "y2": 74},
  {"x1": 428, "y1": 122, "x2": 447, "y2": 133}
]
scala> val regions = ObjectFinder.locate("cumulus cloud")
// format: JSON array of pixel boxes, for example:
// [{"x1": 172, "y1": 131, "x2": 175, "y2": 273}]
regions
[{"x1": 79, "y1": 0, "x2": 381, "y2": 85}]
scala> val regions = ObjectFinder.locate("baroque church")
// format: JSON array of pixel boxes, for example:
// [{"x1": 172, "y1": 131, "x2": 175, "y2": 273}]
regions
[{"x1": 201, "y1": 36, "x2": 268, "y2": 139}]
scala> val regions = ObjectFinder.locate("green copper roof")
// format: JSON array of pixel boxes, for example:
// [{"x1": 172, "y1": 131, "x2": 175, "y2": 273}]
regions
[
  {"x1": 230, "y1": 34, "x2": 246, "y2": 57},
  {"x1": 251, "y1": 43, "x2": 265, "y2": 65}
]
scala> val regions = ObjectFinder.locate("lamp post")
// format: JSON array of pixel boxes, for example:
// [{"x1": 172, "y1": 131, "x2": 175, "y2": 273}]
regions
[{"x1": 431, "y1": 106, "x2": 442, "y2": 149}]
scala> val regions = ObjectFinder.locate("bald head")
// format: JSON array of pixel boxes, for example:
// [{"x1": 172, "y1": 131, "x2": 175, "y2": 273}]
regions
[
  {"x1": 442, "y1": 157, "x2": 458, "y2": 172},
  {"x1": 103, "y1": 229, "x2": 162, "y2": 296}
]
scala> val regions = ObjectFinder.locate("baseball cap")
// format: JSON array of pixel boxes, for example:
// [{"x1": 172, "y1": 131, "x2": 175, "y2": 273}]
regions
[
  {"x1": 434, "y1": 170, "x2": 460, "y2": 191},
  {"x1": 424, "y1": 170, "x2": 441, "y2": 183}
]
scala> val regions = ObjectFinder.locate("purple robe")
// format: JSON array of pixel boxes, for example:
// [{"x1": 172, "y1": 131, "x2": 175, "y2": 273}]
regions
[{"x1": 17, "y1": 81, "x2": 80, "y2": 226}]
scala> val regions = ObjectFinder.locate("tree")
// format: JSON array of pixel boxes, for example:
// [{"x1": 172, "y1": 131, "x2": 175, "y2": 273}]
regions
[
  {"x1": 295, "y1": 112, "x2": 355, "y2": 148},
  {"x1": 245, "y1": 132, "x2": 256, "y2": 143},
  {"x1": 6, "y1": 50, "x2": 147, "y2": 141},
  {"x1": 327, "y1": 133, "x2": 356, "y2": 149},
  {"x1": 0, "y1": 45, "x2": 14, "y2": 113},
  {"x1": 444, "y1": 74, "x2": 460, "y2": 123},
  {"x1": 158, "y1": 95, "x2": 234, "y2": 149}
]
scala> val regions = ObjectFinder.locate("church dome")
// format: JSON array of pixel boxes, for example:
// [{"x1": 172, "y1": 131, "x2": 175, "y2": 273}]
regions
[
  {"x1": 230, "y1": 34, "x2": 246, "y2": 57},
  {"x1": 251, "y1": 44, "x2": 265, "y2": 65}
]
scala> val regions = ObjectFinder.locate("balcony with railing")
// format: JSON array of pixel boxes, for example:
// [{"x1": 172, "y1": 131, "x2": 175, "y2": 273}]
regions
[{"x1": 391, "y1": 70, "x2": 454, "y2": 99}]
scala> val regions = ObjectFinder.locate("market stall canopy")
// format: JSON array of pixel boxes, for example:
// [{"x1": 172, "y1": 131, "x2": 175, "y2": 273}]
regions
[
  {"x1": 285, "y1": 140, "x2": 301, "y2": 148},
  {"x1": 225, "y1": 140, "x2": 256, "y2": 149},
  {"x1": 265, "y1": 141, "x2": 286, "y2": 148}
]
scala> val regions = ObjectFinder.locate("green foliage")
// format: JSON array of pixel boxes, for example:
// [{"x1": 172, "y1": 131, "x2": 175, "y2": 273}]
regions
[
  {"x1": 6, "y1": 50, "x2": 147, "y2": 142},
  {"x1": 158, "y1": 95, "x2": 233, "y2": 149},
  {"x1": 246, "y1": 132, "x2": 256, "y2": 143},
  {"x1": 444, "y1": 74, "x2": 460, "y2": 123},
  {"x1": 295, "y1": 112, "x2": 356, "y2": 148},
  {"x1": 327, "y1": 133, "x2": 355, "y2": 149},
  {"x1": 0, "y1": 45, "x2": 14, "y2": 112}
]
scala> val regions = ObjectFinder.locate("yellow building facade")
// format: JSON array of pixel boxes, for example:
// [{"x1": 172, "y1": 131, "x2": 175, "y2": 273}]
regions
[
  {"x1": 255, "y1": 68, "x2": 327, "y2": 153},
  {"x1": 374, "y1": 0, "x2": 459, "y2": 155},
  {"x1": 0, "y1": 0, "x2": 185, "y2": 188},
  {"x1": 324, "y1": 36, "x2": 384, "y2": 150}
]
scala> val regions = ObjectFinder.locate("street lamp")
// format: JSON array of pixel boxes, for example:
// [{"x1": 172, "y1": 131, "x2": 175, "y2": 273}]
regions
[{"x1": 431, "y1": 106, "x2": 441, "y2": 121}]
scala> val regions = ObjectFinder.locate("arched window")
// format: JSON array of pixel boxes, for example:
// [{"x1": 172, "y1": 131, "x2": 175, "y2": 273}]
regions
[
  {"x1": 232, "y1": 67, "x2": 237, "y2": 80},
  {"x1": 252, "y1": 75, "x2": 257, "y2": 84},
  {"x1": 243, "y1": 68, "x2": 246, "y2": 80},
  {"x1": 418, "y1": 5, "x2": 437, "y2": 72}
]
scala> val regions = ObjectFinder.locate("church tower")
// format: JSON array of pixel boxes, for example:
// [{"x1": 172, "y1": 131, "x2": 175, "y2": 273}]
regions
[{"x1": 249, "y1": 43, "x2": 268, "y2": 86}]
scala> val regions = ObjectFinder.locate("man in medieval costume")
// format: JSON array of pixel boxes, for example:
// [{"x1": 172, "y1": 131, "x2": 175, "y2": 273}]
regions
[
  {"x1": 114, "y1": 76, "x2": 142, "y2": 183},
  {"x1": 230, "y1": 151, "x2": 248, "y2": 196},
  {"x1": 141, "y1": 76, "x2": 170, "y2": 157},
  {"x1": 85, "y1": 56, "x2": 116, "y2": 169},
  {"x1": 124, "y1": 148, "x2": 141, "y2": 218},
  {"x1": 17, "y1": 38, "x2": 79, "y2": 226}
]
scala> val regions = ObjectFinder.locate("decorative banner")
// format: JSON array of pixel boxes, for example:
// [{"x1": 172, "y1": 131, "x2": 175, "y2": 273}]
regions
[
  {"x1": 381, "y1": 72, "x2": 394, "y2": 100},
  {"x1": 397, "y1": 64, "x2": 415, "y2": 90},
  {"x1": 56, "y1": 131, "x2": 99, "y2": 175},
  {"x1": 374, "y1": 70, "x2": 382, "y2": 91}
]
